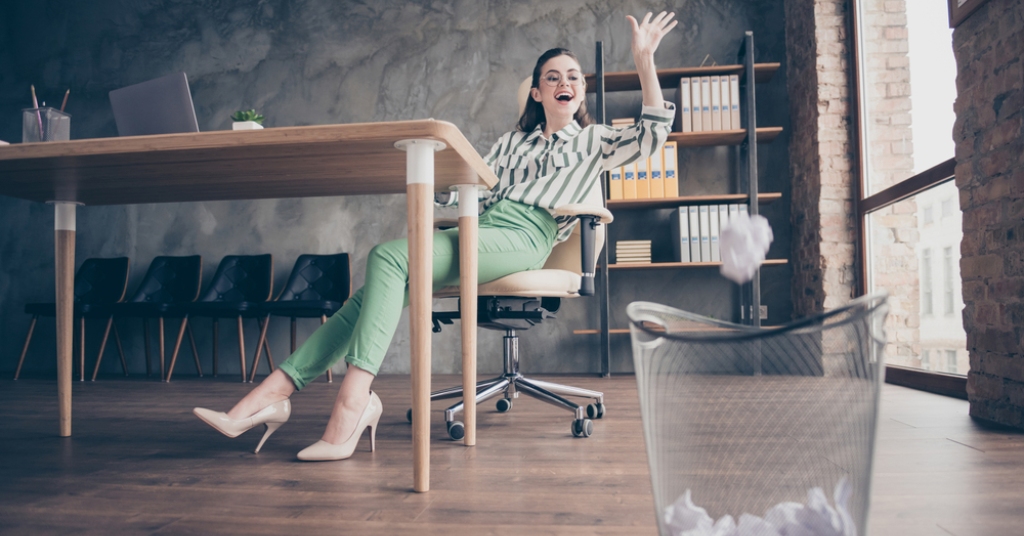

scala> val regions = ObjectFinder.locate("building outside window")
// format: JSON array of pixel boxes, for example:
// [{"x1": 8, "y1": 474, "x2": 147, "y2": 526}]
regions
[
  {"x1": 921, "y1": 248, "x2": 932, "y2": 316},
  {"x1": 944, "y1": 247, "x2": 954, "y2": 316}
]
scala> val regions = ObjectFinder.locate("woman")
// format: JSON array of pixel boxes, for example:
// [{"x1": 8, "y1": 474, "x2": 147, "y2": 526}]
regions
[{"x1": 194, "y1": 11, "x2": 678, "y2": 461}]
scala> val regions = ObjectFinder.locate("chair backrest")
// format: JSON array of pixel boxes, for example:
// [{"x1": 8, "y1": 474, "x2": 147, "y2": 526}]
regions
[
  {"x1": 197, "y1": 254, "x2": 273, "y2": 303},
  {"x1": 276, "y1": 253, "x2": 351, "y2": 302},
  {"x1": 75, "y1": 257, "x2": 131, "y2": 304},
  {"x1": 128, "y1": 255, "x2": 202, "y2": 304}
]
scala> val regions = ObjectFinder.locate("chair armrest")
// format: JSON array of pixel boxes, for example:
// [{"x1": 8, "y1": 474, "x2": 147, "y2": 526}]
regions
[{"x1": 552, "y1": 204, "x2": 614, "y2": 224}]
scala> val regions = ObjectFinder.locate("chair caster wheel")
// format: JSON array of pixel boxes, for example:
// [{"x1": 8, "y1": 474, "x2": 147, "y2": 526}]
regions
[
  {"x1": 496, "y1": 398, "x2": 513, "y2": 413},
  {"x1": 571, "y1": 418, "x2": 593, "y2": 438},
  {"x1": 586, "y1": 402, "x2": 605, "y2": 419},
  {"x1": 447, "y1": 421, "x2": 465, "y2": 441},
  {"x1": 406, "y1": 408, "x2": 413, "y2": 423}
]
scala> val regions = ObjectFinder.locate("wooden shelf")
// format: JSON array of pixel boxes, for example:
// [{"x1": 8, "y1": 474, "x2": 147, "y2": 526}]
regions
[
  {"x1": 609, "y1": 193, "x2": 782, "y2": 210},
  {"x1": 667, "y1": 127, "x2": 782, "y2": 147},
  {"x1": 606, "y1": 259, "x2": 788, "y2": 270},
  {"x1": 585, "y1": 63, "x2": 779, "y2": 93}
]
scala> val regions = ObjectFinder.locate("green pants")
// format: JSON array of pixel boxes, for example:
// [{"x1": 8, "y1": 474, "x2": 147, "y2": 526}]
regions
[{"x1": 278, "y1": 200, "x2": 558, "y2": 388}]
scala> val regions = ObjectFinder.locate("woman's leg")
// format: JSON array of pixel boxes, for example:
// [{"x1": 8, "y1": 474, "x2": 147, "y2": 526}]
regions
[{"x1": 226, "y1": 369, "x2": 295, "y2": 419}]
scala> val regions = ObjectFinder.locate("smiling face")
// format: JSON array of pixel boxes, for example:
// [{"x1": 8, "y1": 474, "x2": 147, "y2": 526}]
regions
[{"x1": 530, "y1": 54, "x2": 586, "y2": 126}]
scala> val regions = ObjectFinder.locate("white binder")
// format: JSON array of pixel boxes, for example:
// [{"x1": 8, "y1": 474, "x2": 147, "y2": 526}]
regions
[
  {"x1": 688, "y1": 206, "x2": 701, "y2": 262},
  {"x1": 710, "y1": 76, "x2": 722, "y2": 131},
  {"x1": 699, "y1": 205, "x2": 711, "y2": 262}
]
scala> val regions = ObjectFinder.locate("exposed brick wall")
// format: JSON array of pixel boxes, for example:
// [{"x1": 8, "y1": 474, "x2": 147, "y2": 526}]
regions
[
  {"x1": 784, "y1": 0, "x2": 858, "y2": 318},
  {"x1": 952, "y1": 0, "x2": 1024, "y2": 429}
]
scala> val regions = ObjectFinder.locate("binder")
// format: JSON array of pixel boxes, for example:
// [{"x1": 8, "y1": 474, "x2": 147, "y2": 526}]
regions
[
  {"x1": 663, "y1": 142, "x2": 678, "y2": 198},
  {"x1": 709, "y1": 205, "x2": 721, "y2": 262},
  {"x1": 739, "y1": 203, "x2": 748, "y2": 221},
  {"x1": 609, "y1": 167, "x2": 623, "y2": 200},
  {"x1": 729, "y1": 75, "x2": 741, "y2": 129},
  {"x1": 719, "y1": 204, "x2": 730, "y2": 233},
  {"x1": 671, "y1": 207, "x2": 691, "y2": 262},
  {"x1": 636, "y1": 158, "x2": 650, "y2": 198},
  {"x1": 678, "y1": 78, "x2": 692, "y2": 133},
  {"x1": 700, "y1": 76, "x2": 712, "y2": 133},
  {"x1": 699, "y1": 205, "x2": 711, "y2": 262},
  {"x1": 649, "y1": 157, "x2": 664, "y2": 198},
  {"x1": 690, "y1": 77, "x2": 703, "y2": 132},
  {"x1": 710, "y1": 76, "x2": 722, "y2": 131},
  {"x1": 729, "y1": 203, "x2": 740, "y2": 225},
  {"x1": 720, "y1": 76, "x2": 732, "y2": 130},
  {"x1": 688, "y1": 206, "x2": 701, "y2": 262},
  {"x1": 623, "y1": 165, "x2": 637, "y2": 199}
]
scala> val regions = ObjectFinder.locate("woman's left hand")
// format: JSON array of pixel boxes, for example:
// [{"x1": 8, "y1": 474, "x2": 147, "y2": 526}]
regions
[{"x1": 627, "y1": 11, "x2": 677, "y2": 61}]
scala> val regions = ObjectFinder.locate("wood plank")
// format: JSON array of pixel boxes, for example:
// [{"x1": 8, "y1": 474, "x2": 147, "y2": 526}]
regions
[
  {"x1": 584, "y1": 63, "x2": 780, "y2": 92},
  {"x1": 0, "y1": 120, "x2": 497, "y2": 205},
  {"x1": 609, "y1": 192, "x2": 782, "y2": 210},
  {"x1": 607, "y1": 259, "x2": 788, "y2": 270},
  {"x1": 666, "y1": 127, "x2": 782, "y2": 147}
]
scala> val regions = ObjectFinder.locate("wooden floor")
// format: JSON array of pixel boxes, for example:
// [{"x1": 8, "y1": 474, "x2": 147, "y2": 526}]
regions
[{"x1": 0, "y1": 374, "x2": 1022, "y2": 535}]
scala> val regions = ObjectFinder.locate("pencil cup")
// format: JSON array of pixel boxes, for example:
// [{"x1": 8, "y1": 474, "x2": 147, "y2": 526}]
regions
[{"x1": 22, "y1": 107, "x2": 71, "y2": 143}]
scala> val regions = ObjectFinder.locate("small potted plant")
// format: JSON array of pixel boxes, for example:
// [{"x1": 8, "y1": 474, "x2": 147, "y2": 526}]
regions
[{"x1": 231, "y1": 109, "x2": 265, "y2": 130}]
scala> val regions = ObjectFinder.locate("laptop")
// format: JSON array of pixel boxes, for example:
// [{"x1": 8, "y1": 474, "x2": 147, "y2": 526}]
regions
[{"x1": 109, "y1": 72, "x2": 200, "y2": 136}]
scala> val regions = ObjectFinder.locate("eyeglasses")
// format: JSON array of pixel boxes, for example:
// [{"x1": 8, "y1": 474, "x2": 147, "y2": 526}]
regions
[{"x1": 541, "y1": 72, "x2": 585, "y2": 87}]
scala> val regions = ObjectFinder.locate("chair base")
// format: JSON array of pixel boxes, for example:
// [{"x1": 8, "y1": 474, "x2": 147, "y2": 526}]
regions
[{"x1": 423, "y1": 329, "x2": 604, "y2": 439}]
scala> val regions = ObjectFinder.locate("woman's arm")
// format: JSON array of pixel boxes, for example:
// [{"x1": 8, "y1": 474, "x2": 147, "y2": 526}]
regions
[{"x1": 627, "y1": 12, "x2": 678, "y2": 108}]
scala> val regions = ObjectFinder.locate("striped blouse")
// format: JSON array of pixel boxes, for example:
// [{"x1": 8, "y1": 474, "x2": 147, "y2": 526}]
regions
[{"x1": 442, "y1": 102, "x2": 675, "y2": 242}]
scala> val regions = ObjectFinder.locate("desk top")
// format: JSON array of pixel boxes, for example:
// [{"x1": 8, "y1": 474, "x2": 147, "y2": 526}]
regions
[{"x1": 0, "y1": 120, "x2": 497, "y2": 205}]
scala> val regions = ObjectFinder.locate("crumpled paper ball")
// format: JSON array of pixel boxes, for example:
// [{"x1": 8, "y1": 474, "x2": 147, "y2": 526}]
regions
[
  {"x1": 719, "y1": 213, "x2": 774, "y2": 284},
  {"x1": 663, "y1": 478, "x2": 855, "y2": 536}
]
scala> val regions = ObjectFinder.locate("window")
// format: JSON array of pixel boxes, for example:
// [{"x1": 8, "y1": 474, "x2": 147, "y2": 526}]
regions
[
  {"x1": 921, "y1": 248, "x2": 932, "y2": 316},
  {"x1": 944, "y1": 247, "x2": 954, "y2": 316},
  {"x1": 855, "y1": 0, "x2": 966, "y2": 384}
]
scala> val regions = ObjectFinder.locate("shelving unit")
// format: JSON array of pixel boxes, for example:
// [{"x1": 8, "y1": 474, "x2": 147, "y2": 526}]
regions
[{"x1": 587, "y1": 32, "x2": 785, "y2": 376}]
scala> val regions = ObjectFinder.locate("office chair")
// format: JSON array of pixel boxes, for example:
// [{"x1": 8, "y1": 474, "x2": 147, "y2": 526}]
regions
[
  {"x1": 250, "y1": 253, "x2": 352, "y2": 383},
  {"x1": 164, "y1": 254, "x2": 273, "y2": 382},
  {"x1": 425, "y1": 205, "x2": 612, "y2": 440},
  {"x1": 107, "y1": 255, "x2": 203, "y2": 380},
  {"x1": 14, "y1": 257, "x2": 131, "y2": 381}
]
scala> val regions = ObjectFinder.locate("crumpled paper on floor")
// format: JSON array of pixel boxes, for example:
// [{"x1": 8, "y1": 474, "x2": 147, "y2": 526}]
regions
[
  {"x1": 719, "y1": 213, "x2": 773, "y2": 284},
  {"x1": 663, "y1": 477, "x2": 856, "y2": 536}
]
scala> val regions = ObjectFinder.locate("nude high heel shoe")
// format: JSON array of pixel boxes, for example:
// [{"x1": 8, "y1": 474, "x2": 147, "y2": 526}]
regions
[
  {"x1": 296, "y1": 391, "x2": 382, "y2": 462},
  {"x1": 193, "y1": 399, "x2": 291, "y2": 453}
]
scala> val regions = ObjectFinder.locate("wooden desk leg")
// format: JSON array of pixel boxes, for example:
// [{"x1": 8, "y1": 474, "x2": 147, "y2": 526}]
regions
[
  {"x1": 53, "y1": 202, "x2": 77, "y2": 437},
  {"x1": 396, "y1": 138, "x2": 446, "y2": 493},
  {"x1": 457, "y1": 184, "x2": 479, "y2": 447}
]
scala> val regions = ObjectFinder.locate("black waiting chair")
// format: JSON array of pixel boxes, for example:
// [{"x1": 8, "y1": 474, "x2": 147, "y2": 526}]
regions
[
  {"x1": 250, "y1": 253, "x2": 351, "y2": 383},
  {"x1": 15, "y1": 257, "x2": 131, "y2": 381},
  {"x1": 164, "y1": 254, "x2": 273, "y2": 382},
  {"x1": 106, "y1": 255, "x2": 203, "y2": 381}
]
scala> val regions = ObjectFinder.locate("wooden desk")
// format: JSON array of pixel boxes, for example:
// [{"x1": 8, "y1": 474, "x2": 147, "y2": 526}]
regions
[{"x1": 0, "y1": 120, "x2": 497, "y2": 492}]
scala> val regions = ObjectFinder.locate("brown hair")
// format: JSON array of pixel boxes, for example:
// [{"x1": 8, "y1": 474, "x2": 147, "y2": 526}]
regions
[{"x1": 517, "y1": 48, "x2": 594, "y2": 132}]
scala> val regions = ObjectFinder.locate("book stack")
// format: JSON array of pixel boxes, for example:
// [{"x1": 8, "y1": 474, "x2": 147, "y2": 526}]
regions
[
  {"x1": 670, "y1": 203, "x2": 749, "y2": 263},
  {"x1": 675, "y1": 74, "x2": 741, "y2": 133},
  {"x1": 615, "y1": 240, "x2": 652, "y2": 264},
  {"x1": 608, "y1": 140, "x2": 678, "y2": 200}
]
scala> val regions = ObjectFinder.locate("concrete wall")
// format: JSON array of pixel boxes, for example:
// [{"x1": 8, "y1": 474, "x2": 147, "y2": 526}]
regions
[{"x1": 0, "y1": 0, "x2": 791, "y2": 378}]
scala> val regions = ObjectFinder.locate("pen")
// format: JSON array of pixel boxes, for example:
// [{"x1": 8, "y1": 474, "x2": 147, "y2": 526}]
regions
[
  {"x1": 60, "y1": 89, "x2": 70, "y2": 113},
  {"x1": 30, "y1": 85, "x2": 44, "y2": 140}
]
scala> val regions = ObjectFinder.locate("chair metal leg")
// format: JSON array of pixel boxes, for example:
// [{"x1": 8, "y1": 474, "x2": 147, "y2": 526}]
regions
[
  {"x1": 430, "y1": 376, "x2": 506, "y2": 401},
  {"x1": 158, "y1": 317, "x2": 166, "y2": 381},
  {"x1": 212, "y1": 319, "x2": 219, "y2": 377},
  {"x1": 165, "y1": 316, "x2": 189, "y2": 382},
  {"x1": 236, "y1": 316, "x2": 246, "y2": 383},
  {"x1": 515, "y1": 378, "x2": 586, "y2": 421},
  {"x1": 444, "y1": 378, "x2": 511, "y2": 423},
  {"x1": 187, "y1": 323, "x2": 201, "y2": 377},
  {"x1": 250, "y1": 315, "x2": 271, "y2": 383},
  {"x1": 322, "y1": 314, "x2": 332, "y2": 383},
  {"x1": 112, "y1": 321, "x2": 128, "y2": 376},
  {"x1": 519, "y1": 377, "x2": 604, "y2": 405},
  {"x1": 14, "y1": 316, "x2": 38, "y2": 380},
  {"x1": 142, "y1": 318, "x2": 152, "y2": 377},
  {"x1": 79, "y1": 316, "x2": 86, "y2": 382},
  {"x1": 91, "y1": 317, "x2": 114, "y2": 381}
]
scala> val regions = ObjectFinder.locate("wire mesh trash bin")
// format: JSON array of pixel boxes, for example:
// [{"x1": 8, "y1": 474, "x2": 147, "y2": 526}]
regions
[{"x1": 627, "y1": 294, "x2": 888, "y2": 536}]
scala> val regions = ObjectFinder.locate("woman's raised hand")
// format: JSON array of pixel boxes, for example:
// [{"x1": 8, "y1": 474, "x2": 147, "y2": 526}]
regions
[{"x1": 627, "y1": 12, "x2": 678, "y2": 62}]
